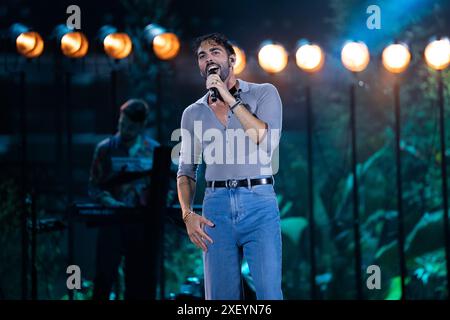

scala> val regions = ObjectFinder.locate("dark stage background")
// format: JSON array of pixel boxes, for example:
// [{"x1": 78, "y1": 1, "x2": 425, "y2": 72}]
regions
[{"x1": 1, "y1": 0, "x2": 450, "y2": 300}]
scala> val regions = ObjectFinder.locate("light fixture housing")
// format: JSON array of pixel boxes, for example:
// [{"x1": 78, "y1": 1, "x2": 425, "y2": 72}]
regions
[
  {"x1": 295, "y1": 40, "x2": 324, "y2": 73},
  {"x1": 54, "y1": 24, "x2": 89, "y2": 58},
  {"x1": 143, "y1": 24, "x2": 180, "y2": 60},
  {"x1": 258, "y1": 40, "x2": 288, "y2": 74},
  {"x1": 424, "y1": 37, "x2": 450, "y2": 71},
  {"x1": 99, "y1": 25, "x2": 132, "y2": 59},
  {"x1": 10, "y1": 23, "x2": 44, "y2": 58},
  {"x1": 382, "y1": 42, "x2": 411, "y2": 74},
  {"x1": 341, "y1": 41, "x2": 370, "y2": 72}
]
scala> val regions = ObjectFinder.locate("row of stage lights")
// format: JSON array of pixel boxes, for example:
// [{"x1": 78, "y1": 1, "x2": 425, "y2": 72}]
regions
[
  {"x1": 7, "y1": 23, "x2": 450, "y2": 73},
  {"x1": 9, "y1": 23, "x2": 181, "y2": 61},
  {"x1": 257, "y1": 38, "x2": 450, "y2": 74}
]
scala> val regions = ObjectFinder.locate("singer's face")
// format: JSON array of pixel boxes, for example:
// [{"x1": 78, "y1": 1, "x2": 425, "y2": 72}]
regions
[{"x1": 197, "y1": 40, "x2": 232, "y2": 80}]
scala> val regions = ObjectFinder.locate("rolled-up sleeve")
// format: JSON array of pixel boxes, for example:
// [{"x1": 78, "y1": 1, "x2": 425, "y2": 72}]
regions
[
  {"x1": 255, "y1": 84, "x2": 282, "y2": 151},
  {"x1": 176, "y1": 108, "x2": 201, "y2": 181}
]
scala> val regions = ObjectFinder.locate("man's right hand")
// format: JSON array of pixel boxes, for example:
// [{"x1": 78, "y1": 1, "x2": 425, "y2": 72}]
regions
[{"x1": 184, "y1": 211, "x2": 214, "y2": 252}]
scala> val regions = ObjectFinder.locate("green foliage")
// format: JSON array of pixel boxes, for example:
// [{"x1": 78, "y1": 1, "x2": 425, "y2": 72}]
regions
[
  {"x1": 0, "y1": 179, "x2": 22, "y2": 299},
  {"x1": 280, "y1": 217, "x2": 308, "y2": 246},
  {"x1": 0, "y1": 176, "x2": 69, "y2": 300},
  {"x1": 163, "y1": 223, "x2": 203, "y2": 297},
  {"x1": 385, "y1": 276, "x2": 402, "y2": 300}
]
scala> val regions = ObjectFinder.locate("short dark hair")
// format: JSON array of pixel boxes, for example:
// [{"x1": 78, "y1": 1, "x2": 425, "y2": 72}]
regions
[
  {"x1": 192, "y1": 33, "x2": 235, "y2": 57},
  {"x1": 120, "y1": 99, "x2": 149, "y2": 123}
]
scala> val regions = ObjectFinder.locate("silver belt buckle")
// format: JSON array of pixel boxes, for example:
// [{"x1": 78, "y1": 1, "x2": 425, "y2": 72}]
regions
[{"x1": 227, "y1": 179, "x2": 238, "y2": 188}]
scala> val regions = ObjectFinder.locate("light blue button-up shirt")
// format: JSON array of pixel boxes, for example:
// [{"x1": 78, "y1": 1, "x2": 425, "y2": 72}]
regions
[{"x1": 177, "y1": 79, "x2": 282, "y2": 182}]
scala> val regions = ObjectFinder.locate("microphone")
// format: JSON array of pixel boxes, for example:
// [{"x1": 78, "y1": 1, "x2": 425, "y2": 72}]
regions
[{"x1": 207, "y1": 65, "x2": 221, "y2": 102}]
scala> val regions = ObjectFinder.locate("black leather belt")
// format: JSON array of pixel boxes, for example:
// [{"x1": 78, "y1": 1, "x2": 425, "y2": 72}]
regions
[{"x1": 206, "y1": 177, "x2": 273, "y2": 188}]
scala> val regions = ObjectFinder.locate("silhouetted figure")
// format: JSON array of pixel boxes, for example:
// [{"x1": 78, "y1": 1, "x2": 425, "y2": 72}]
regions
[{"x1": 89, "y1": 99, "x2": 159, "y2": 300}]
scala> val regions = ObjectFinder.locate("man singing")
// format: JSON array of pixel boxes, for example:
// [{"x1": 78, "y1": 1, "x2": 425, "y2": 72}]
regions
[{"x1": 176, "y1": 33, "x2": 283, "y2": 300}]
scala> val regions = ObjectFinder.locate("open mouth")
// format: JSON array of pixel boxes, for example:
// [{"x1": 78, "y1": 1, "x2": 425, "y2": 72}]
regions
[{"x1": 206, "y1": 63, "x2": 220, "y2": 74}]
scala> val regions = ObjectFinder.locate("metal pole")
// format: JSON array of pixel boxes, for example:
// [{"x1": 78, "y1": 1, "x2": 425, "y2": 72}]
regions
[
  {"x1": 55, "y1": 72, "x2": 64, "y2": 178},
  {"x1": 306, "y1": 85, "x2": 317, "y2": 299},
  {"x1": 65, "y1": 72, "x2": 74, "y2": 203},
  {"x1": 159, "y1": 216, "x2": 166, "y2": 300},
  {"x1": 30, "y1": 188, "x2": 37, "y2": 300},
  {"x1": 64, "y1": 72, "x2": 74, "y2": 300},
  {"x1": 156, "y1": 68, "x2": 163, "y2": 142},
  {"x1": 437, "y1": 70, "x2": 450, "y2": 299},
  {"x1": 111, "y1": 69, "x2": 118, "y2": 133},
  {"x1": 394, "y1": 80, "x2": 407, "y2": 299},
  {"x1": 350, "y1": 82, "x2": 363, "y2": 299},
  {"x1": 19, "y1": 71, "x2": 29, "y2": 300}
]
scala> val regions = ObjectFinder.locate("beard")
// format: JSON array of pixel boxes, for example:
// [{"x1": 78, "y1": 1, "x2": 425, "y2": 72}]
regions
[{"x1": 201, "y1": 60, "x2": 231, "y2": 81}]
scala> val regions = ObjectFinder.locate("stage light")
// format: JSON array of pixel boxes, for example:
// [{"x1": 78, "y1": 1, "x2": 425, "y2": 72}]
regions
[
  {"x1": 341, "y1": 41, "x2": 370, "y2": 72},
  {"x1": 258, "y1": 41, "x2": 288, "y2": 73},
  {"x1": 423, "y1": 38, "x2": 450, "y2": 297},
  {"x1": 295, "y1": 40, "x2": 324, "y2": 298},
  {"x1": 53, "y1": 25, "x2": 89, "y2": 58},
  {"x1": 99, "y1": 26, "x2": 132, "y2": 59},
  {"x1": 153, "y1": 33, "x2": 180, "y2": 60},
  {"x1": 16, "y1": 32, "x2": 44, "y2": 58},
  {"x1": 232, "y1": 45, "x2": 246, "y2": 74},
  {"x1": 295, "y1": 41, "x2": 324, "y2": 73},
  {"x1": 382, "y1": 43, "x2": 411, "y2": 74},
  {"x1": 61, "y1": 32, "x2": 89, "y2": 58},
  {"x1": 10, "y1": 23, "x2": 44, "y2": 58},
  {"x1": 424, "y1": 37, "x2": 450, "y2": 71},
  {"x1": 340, "y1": 42, "x2": 370, "y2": 298},
  {"x1": 143, "y1": 24, "x2": 180, "y2": 60},
  {"x1": 381, "y1": 42, "x2": 412, "y2": 299}
]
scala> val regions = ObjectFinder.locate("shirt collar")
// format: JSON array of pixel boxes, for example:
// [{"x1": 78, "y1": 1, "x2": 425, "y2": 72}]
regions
[{"x1": 237, "y1": 79, "x2": 249, "y2": 93}]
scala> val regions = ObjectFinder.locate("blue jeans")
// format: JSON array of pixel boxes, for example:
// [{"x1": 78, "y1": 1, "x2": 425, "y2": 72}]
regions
[{"x1": 202, "y1": 183, "x2": 283, "y2": 300}]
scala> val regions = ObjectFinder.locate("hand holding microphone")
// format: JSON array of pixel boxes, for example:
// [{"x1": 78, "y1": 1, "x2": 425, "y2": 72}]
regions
[
  {"x1": 206, "y1": 63, "x2": 236, "y2": 106},
  {"x1": 206, "y1": 65, "x2": 221, "y2": 102}
]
